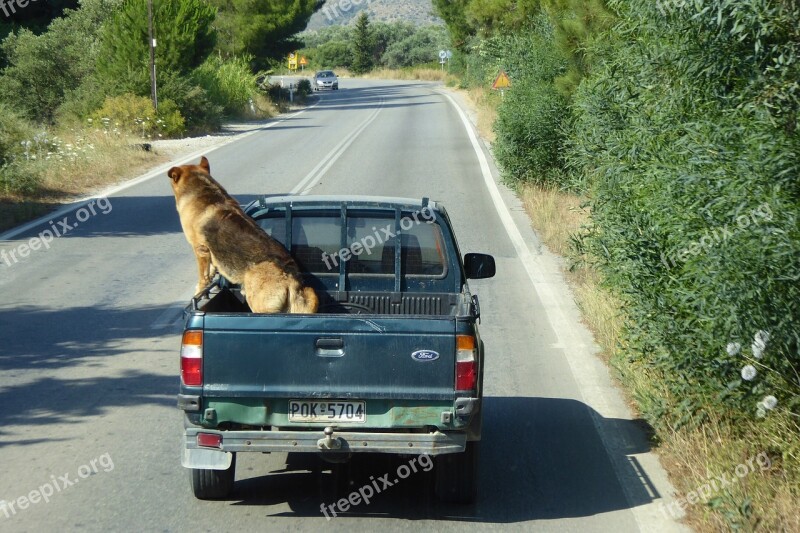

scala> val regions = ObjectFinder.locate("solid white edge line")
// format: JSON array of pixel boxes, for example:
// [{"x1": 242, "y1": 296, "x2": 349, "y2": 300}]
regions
[
  {"x1": 438, "y1": 88, "x2": 688, "y2": 532},
  {"x1": 0, "y1": 102, "x2": 320, "y2": 243}
]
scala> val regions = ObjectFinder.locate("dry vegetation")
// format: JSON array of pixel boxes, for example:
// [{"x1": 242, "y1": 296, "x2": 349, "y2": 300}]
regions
[
  {"x1": 0, "y1": 128, "x2": 164, "y2": 232},
  {"x1": 516, "y1": 183, "x2": 799, "y2": 532}
]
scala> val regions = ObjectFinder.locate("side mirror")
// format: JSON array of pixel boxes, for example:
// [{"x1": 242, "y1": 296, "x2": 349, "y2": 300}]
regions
[{"x1": 464, "y1": 253, "x2": 496, "y2": 279}]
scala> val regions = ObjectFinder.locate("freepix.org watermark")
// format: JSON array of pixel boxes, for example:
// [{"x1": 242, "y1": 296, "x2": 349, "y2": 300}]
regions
[
  {"x1": 0, "y1": 0, "x2": 39, "y2": 18},
  {"x1": 320, "y1": 454, "x2": 433, "y2": 519},
  {"x1": 1, "y1": 453, "x2": 114, "y2": 519},
  {"x1": 0, "y1": 197, "x2": 113, "y2": 268},
  {"x1": 320, "y1": 0, "x2": 373, "y2": 23},
  {"x1": 659, "y1": 451, "x2": 771, "y2": 518},
  {"x1": 321, "y1": 206, "x2": 437, "y2": 271},
  {"x1": 660, "y1": 203, "x2": 773, "y2": 270}
]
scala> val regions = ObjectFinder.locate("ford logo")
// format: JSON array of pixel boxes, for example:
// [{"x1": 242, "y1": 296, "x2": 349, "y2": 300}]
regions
[{"x1": 411, "y1": 350, "x2": 440, "y2": 362}]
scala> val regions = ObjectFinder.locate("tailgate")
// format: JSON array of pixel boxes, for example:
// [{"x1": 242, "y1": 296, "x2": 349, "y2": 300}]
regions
[{"x1": 201, "y1": 314, "x2": 457, "y2": 400}]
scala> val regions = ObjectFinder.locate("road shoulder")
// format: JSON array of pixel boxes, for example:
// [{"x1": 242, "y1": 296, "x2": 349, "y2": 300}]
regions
[{"x1": 439, "y1": 85, "x2": 692, "y2": 533}]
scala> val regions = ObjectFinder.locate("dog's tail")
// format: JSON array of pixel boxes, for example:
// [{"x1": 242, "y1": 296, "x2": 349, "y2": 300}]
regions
[{"x1": 289, "y1": 285, "x2": 319, "y2": 314}]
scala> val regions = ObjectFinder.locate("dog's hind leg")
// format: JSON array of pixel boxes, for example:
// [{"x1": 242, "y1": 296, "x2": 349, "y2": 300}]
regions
[
  {"x1": 194, "y1": 244, "x2": 213, "y2": 295},
  {"x1": 288, "y1": 285, "x2": 319, "y2": 314},
  {"x1": 243, "y1": 265, "x2": 290, "y2": 313}
]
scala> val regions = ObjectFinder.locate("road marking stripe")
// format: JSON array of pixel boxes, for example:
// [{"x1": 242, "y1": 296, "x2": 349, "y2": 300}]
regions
[
  {"x1": 0, "y1": 103, "x2": 320, "y2": 243},
  {"x1": 290, "y1": 99, "x2": 384, "y2": 195}
]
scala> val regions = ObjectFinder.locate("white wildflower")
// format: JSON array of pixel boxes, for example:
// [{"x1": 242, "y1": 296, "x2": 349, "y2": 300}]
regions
[
  {"x1": 726, "y1": 342, "x2": 741, "y2": 356},
  {"x1": 752, "y1": 342, "x2": 764, "y2": 359},
  {"x1": 756, "y1": 406, "x2": 767, "y2": 418},
  {"x1": 754, "y1": 330, "x2": 770, "y2": 345},
  {"x1": 741, "y1": 365, "x2": 757, "y2": 381},
  {"x1": 762, "y1": 395, "x2": 778, "y2": 410}
]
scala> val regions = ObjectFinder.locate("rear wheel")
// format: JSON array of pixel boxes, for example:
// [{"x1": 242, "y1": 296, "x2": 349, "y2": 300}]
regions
[
  {"x1": 190, "y1": 454, "x2": 236, "y2": 499},
  {"x1": 434, "y1": 442, "x2": 479, "y2": 504}
]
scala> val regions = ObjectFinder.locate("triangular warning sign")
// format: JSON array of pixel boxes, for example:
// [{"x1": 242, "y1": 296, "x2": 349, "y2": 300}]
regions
[{"x1": 492, "y1": 70, "x2": 511, "y2": 90}]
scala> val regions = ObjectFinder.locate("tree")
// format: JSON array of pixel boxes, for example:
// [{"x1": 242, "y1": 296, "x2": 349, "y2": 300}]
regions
[
  {"x1": 432, "y1": 0, "x2": 475, "y2": 50},
  {"x1": 0, "y1": 0, "x2": 119, "y2": 122},
  {"x1": 351, "y1": 12, "x2": 373, "y2": 74},
  {"x1": 210, "y1": 0, "x2": 323, "y2": 68},
  {"x1": 96, "y1": 0, "x2": 216, "y2": 97}
]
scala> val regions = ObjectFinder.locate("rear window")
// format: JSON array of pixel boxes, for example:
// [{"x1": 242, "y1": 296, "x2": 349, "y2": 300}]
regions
[{"x1": 257, "y1": 212, "x2": 447, "y2": 277}]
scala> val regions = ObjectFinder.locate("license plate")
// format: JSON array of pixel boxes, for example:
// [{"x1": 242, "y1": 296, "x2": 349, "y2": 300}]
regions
[{"x1": 288, "y1": 400, "x2": 366, "y2": 423}]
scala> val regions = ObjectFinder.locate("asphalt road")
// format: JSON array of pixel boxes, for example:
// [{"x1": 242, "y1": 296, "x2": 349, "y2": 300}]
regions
[{"x1": 0, "y1": 80, "x2": 689, "y2": 532}]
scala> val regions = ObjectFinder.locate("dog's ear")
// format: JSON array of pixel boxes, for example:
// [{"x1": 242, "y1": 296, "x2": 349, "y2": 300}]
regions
[
  {"x1": 199, "y1": 156, "x2": 210, "y2": 173},
  {"x1": 168, "y1": 166, "x2": 182, "y2": 183}
]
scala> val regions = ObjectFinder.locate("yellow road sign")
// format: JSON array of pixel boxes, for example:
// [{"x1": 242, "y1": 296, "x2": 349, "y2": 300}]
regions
[
  {"x1": 299, "y1": 56, "x2": 308, "y2": 66},
  {"x1": 492, "y1": 70, "x2": 511, "y2": 90},
  {"x1": 288, "y1": 52, "x2": 298, "y2": 70}
]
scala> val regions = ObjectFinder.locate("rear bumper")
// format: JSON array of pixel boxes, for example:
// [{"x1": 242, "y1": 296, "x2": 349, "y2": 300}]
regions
[{"x1": 183, "y1": 427, "x2": 466, "y2": 457}]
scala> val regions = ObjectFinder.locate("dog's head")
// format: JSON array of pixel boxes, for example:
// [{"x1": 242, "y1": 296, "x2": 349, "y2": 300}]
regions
[{"x1": 168, "y1": 156, "x2": 212, "y2": 198}]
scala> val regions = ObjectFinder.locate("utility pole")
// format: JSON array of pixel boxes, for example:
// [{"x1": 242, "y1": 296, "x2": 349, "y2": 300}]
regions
[{"x1": 148, "y1": 0, "x2": 158, "y2": 110}]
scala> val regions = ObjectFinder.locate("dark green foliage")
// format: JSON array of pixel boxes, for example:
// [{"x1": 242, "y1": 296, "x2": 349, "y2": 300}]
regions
[
  {"x1": 192, "y1": 56, "x2": 258, "y2": 117},
  {"x1": 351, "y1": 12, "x2": 374, "y2": 74},
  {"x1": 382, "y1": 24, "x2": 450, "y2": 69},
  {"x1": 0, "y1": 0, "x2": 79, "y2": 60},
  {"x1": 301, "y1": 22, "x2": 449, "y2": 70},
  {"x1": 210, "y1": 0, "x2": 322, "y2": 68},
  {"x1": 569, "y1": 0, "x2": 800, "y2": 421},
  {"x1": 431, "y1": 0, "x2": 474, "y2": 49},
  {"x1": 157, "y1": 72, "x2": 222, "y2": 135},
  {"x1": 0, "y1": 0, "x2": 119, "y2": 123},
  {"x1": 541, "y1": 0, "x2": 613, "y2": 95},
  {"x1": 0, "y1": 102, "x2": 39, "y2": 194},
  {"x1": 491, "y1": 18, "x2": 571, "y2": 186},
  {"x1": 96, "y1": 0, "x2": 216, "y2": 96}
]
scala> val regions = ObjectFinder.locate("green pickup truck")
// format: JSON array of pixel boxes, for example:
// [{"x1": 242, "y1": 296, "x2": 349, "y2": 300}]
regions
[{"x1": 177, "y1": 196, "x2": 495, "y2": 503}]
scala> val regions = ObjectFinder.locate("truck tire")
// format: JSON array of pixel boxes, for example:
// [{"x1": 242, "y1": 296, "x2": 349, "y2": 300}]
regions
[
  {"x1": 190, "y1": 454, "x2": 236, "y2": 500},
  {"x1": 434, "y1": 442, "x2": 479, "y2": 504}
]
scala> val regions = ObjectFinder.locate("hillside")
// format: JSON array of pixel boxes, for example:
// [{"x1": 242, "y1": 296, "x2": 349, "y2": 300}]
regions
[{"x1": 307, "y1": 0, "x2": 442, "y2": 30}]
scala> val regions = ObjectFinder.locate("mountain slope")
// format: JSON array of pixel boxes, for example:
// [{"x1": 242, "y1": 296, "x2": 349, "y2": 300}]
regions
[{"x1": 308, "y1": 0, "x2": 442, "y2": 30}]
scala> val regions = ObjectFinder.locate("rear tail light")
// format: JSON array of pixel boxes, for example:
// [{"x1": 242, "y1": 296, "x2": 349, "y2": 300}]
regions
[
  {"x1": 180, "y1": 330, "x2": 203, "y2": 386},
  {"x1": 456, "y1": 335, "x2": 477, "y2": 391},
  {"x1": 197, "y1": 433, "x2": 222, "y2": 449}
]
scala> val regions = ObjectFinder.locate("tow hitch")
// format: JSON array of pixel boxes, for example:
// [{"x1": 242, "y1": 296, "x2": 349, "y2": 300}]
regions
[{"x1": 317, "y1": 426, "x2": 342, "y2": 450}]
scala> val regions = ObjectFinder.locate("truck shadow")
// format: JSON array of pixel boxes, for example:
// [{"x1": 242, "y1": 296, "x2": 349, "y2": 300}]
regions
[{"x1": 227, "y1": 396, "x2": 662, "y2": 522}]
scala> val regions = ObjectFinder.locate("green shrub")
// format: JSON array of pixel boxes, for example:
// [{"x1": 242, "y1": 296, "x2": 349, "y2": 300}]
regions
[
  {"x1": 490, "y1": 17, "x2": 571, "y2": 187},
  {"x1": 297, "y1": 79, "x2": 312, "y2": 97},
  {"x1": 0, "y1": 160, "x2": 42, "y2": 196},
  {"x1": 193, "y1": 56, "x2": 258, "y2": 117},
  {"x1": 568, "y1": 0, "x2": 800, "y2": 424},
  {"x1": 158, "y1": 74, "x2": 223, "y2": 135},
  {"x1": 89, "y1": 94, "x2": 185, "y2": 138},
  {"x1": 0, "y1": 103, "x2": 36, "y2": 164},
  {"x1": 0, "y1": 0, "x2": 118, "y2": 123}
]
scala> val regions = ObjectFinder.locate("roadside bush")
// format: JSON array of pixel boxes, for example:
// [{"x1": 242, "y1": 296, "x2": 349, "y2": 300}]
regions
[
  {"x1": 569, "y1": 0, "x2": 800, "y2": 426},
  {"x1": 297, "y1": 79, "x2": 312, "y2": 97},
  {"x1": 490, "y1": 17, "x2": 571, "y2": 187},
  {"x1": 0, "y1": 0, "x2": 118, "y2": 123},
  {"x1": 89, "y1": 94, "x2": 185, "y2": 138},
  {"x1": 158, "y1": 74, "x2": 223, "y2": 135},
  {"x1": 0, "y1": 104, "x2": 42, "y2": 195},
  {"x1": 264, "y1": 83, "x2": 291, "y2": 103},
  {"x1": 193, "y1": 56, "x2": 258, "y2": 117}
]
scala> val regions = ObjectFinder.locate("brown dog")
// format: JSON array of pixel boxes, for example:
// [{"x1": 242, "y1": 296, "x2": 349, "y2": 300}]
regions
[{"x1": 168, "y1": 156, "x2": 318, "y2": 313}]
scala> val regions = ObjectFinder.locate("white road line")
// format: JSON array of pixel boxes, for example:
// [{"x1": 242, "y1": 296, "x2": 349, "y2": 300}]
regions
[
  {"x1": 0, "y1": 103, "x2": 320, "y2": 243},
  {"x1": 290, "y1": 99, "x2": 384, "y2": 195},
  {"x1": 440, "y1": 89, "x2": 689, "y2": 532}
]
